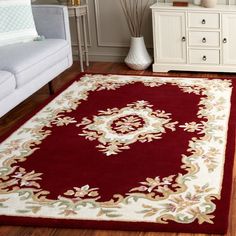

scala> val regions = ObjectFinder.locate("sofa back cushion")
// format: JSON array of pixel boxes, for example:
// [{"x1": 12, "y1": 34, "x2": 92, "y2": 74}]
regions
[{"x1": 0, "y1": 0, "x2": 38, "y2": 46}]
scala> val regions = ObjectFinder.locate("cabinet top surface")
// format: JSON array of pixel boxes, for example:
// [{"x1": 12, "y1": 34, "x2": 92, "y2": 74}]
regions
[{"x1": 150, "y1": 3, "x2": 236, "y2": 11}]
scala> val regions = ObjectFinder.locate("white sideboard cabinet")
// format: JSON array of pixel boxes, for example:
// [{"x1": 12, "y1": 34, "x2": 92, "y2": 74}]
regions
[{"x1": 151, "y1": 3, "x2": 236, "y2": 72}]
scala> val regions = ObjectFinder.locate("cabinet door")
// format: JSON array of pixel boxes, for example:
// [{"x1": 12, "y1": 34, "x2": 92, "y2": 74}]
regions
[
  {"x1": 222, "y1": 14, "x2": 236, "y2": 65},
  {"x1": 153, "y1": 11, "x2": 186, "y2": 63}
]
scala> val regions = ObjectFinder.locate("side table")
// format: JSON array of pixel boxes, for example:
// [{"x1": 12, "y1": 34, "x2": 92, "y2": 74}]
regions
[{"x1": 68, "y1": 5, "x2": 89, "y2": 72}]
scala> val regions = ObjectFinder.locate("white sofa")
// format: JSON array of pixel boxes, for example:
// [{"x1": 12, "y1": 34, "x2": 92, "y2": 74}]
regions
[{"x1": 0, "y1": 5, "x2": 73, "y2": 118}]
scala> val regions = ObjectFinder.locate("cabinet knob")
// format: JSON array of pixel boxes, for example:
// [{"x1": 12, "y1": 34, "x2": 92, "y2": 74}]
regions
[
  {"x1": 202, "y1": 37, "x2": 206, "y2": 43},
  {"x1": 223, "y1": 38, "x2": 227, "y2": 43},
  {"x1": 182, "y1": 36, "x2": 186, "y2": 42},
  {"x1": 202, "y1": 55, "x2": 207, "y2": 61},
  {"x1": 202, "y1": 19, "x2": 206, "y2": 24}
]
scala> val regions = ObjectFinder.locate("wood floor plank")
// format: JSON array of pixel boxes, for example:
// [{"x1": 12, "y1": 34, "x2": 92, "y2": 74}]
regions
[
  {"x1": 52, "y1": 229, "x2": 95, "y2": 236},
  {"x1": 0, "y1": 62, "x2": 235, "y2": 236}
]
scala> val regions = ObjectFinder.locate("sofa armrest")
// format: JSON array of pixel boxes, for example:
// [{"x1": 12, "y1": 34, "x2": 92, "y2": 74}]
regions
[{"x1": 32, "y1": 5, "x2": 71, "y2": 43}]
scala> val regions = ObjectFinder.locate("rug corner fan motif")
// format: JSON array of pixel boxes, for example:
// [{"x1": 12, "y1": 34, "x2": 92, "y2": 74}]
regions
[{"x1": 0, "y1": 74, "x2": 234, "y2": 234}]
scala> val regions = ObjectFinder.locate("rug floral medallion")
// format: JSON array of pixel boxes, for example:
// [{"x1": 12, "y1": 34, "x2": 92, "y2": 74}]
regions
[{"x1": 0, "y1": 74, "x2": 235, "y2": 233}]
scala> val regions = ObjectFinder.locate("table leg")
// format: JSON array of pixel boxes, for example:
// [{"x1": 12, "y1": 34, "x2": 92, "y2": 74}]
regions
[
  {"x1": 82, "y1": 14, "x2": 89, "y2": 67},
  {"x1": 74, "y1": 11, "x2": 84, "y2": 72}
]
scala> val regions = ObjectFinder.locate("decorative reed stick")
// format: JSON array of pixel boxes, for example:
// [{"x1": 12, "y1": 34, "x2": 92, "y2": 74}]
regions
[{"x1": 120, "y1": 0, "x2": 150, "y2": 37}]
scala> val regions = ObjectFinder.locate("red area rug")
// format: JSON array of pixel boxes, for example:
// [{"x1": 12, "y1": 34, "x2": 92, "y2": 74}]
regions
[{"x1": 0, "y1": 74, "x2": 235, "y2": 234}]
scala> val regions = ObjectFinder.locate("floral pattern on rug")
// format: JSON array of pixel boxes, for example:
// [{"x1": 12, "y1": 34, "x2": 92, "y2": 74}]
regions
[
  {"x1": 0, "y1": 74, "x2": 232, "y2": 225},
  {"x1": 77, "y1": 100, "x2": 178, "y2": 156}
]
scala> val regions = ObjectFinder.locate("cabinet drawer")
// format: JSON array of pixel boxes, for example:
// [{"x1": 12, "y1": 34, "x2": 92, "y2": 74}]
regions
[
  {"x1": 188, "y1": 13, "x2": 220, "y2": 29},
  {"x1": 189, "y1": 31, "x2": 220, "y2": 47},
  {"x1": 189, "y1": 49, "x2": 220, "y2": 64}
]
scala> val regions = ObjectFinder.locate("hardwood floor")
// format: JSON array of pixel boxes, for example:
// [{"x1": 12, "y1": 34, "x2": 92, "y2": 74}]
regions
[{"x1": 0, "y1": 62, "x2": 235, "y2": 236}]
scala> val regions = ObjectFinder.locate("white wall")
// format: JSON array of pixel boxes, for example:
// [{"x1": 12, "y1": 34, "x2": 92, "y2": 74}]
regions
[{"x1": 34, "y1": 0, "x2": 155, "y2": 62}]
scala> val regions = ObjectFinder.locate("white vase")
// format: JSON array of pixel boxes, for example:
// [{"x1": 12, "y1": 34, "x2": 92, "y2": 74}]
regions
[
  {"x1": 202, "y1": 0, "x2": 217, "y2": 8},
  {"x1": 125, "y1": 36, "x2": 152, "y2": 71}
]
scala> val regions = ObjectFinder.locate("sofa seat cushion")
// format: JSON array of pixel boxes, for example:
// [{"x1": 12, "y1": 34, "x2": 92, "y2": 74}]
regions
[
  {"x1": 0, "y1": 71, "x2": 16, "y2": 100},
  {"x1": 0, "y1": 39, "x2": 70, "y2": 88}
]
